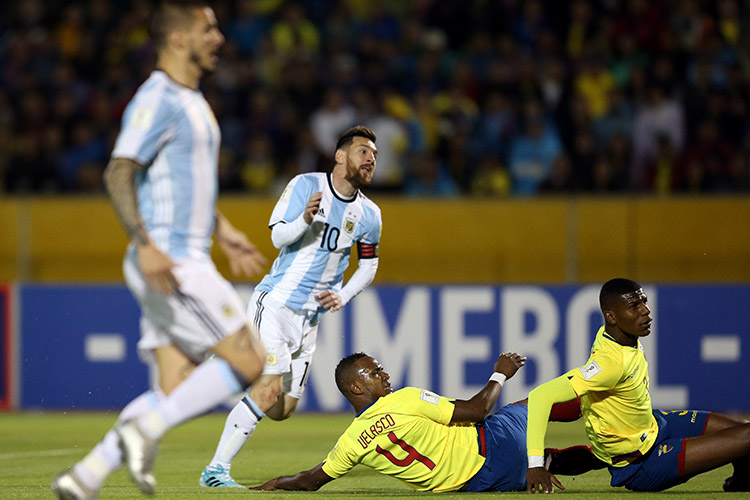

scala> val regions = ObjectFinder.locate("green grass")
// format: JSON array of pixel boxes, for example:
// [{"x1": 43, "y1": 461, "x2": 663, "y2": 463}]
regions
[{"x1": 0, "y1": 411, "x2": 747, "y2": 500}]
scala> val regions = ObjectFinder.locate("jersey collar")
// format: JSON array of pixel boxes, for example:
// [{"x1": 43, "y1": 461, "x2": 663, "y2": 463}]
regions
[{"x1": 328, "y1": 173, "x2": 358, "y2": 203}]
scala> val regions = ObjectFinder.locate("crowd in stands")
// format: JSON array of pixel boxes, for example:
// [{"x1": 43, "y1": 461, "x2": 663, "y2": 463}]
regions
[{"x1": 1, "y1": 0, "x2": 750, "y2": 196}]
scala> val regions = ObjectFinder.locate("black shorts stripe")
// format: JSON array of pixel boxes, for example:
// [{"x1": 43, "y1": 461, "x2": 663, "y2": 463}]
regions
[
  {"x1": 175, "y1": 291, "x2": 225, "y2": 341},
  {"x1": 253, "y1": 291, "x2": 267, "y2": 330}
]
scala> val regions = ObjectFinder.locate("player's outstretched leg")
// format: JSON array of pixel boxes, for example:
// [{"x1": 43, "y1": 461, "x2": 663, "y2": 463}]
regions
[{"x1": 705, "y1": 413, "x2": 750, "y2": 492}]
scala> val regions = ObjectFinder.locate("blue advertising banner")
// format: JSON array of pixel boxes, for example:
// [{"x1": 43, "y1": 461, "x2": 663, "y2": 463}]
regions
[
  {"x1": 20, "y1": 285, "x2": 146, "y2": 409},
  {"x1": 18, "y1": 284, "x2": 749, "y2": 412}
]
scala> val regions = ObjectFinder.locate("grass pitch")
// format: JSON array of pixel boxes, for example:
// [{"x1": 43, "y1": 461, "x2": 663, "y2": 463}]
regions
[{"x1": 0, "y1": 410, "x2": 747, "y2": 500}]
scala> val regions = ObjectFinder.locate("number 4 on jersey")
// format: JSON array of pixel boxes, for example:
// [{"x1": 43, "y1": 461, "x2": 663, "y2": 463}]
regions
[{"x1": 376, "y1": 431, "x2": 436, "y2": 470}]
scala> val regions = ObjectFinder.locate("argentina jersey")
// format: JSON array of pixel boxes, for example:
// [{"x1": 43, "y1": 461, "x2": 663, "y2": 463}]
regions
[
  {"x1": 112, "y1": 70, "x2": 220, "y2": 260},
  {"x1": 257, "y1": 172, "x2": 382, "y2": 311}
]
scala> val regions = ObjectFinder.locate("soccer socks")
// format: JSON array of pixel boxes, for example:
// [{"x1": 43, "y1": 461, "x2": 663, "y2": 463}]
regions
[
  {"x1": 137, "y1": 357, "x2": 245, "y2": 440},
  {"x1": 209, "y1": 395, "x2": 265, "y2": 469},
  {"x1": 549, "y1": 398, "x2": 582, "y2": 422},
  {"x1": 72, "y1": 390, "x2": 161, "y2": 491}
]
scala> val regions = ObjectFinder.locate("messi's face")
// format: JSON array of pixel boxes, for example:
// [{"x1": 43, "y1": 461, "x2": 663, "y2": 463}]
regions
[
  {"x1": 355, "y1": 356, "x2": 392, "y2": 400},
  {"x1": 342, "y1": 136, "x2": 377, "y2": 189},
  {"x1": 610, "y1": 288, "x2": 652, "y2": 338},
  {"x1": 186, "y1": 7, "x2": 225, "y2": 74}
]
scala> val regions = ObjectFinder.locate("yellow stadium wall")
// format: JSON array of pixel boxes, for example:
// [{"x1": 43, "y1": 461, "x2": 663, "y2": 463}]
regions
[{"x1": 0, "y1": 196, "x2": 748, "y2": 284}]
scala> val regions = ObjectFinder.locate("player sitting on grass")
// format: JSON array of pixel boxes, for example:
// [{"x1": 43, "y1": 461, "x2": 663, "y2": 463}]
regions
[
  {"x1": 526, "y1": 277, "x2": 750, "y2": 493},
  {"x1": 251, "y1": 351, "x2": 603, "y2": 493}
]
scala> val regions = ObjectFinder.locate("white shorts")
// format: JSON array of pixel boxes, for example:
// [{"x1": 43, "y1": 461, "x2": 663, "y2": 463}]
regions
[
  {"x1": 248, "y1": 290, "x2": 317, "y2": 399},
  {"x1": 124, "y1": 252, "x2": 249, "y2": 364}
]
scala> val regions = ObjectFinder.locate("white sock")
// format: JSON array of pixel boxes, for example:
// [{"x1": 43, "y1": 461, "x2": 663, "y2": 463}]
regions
[
  {"x1": 137, "y1": 358, "x2": 245, "y2": 440},
  {"x1": 209, "y1": 396, "x2": 265, "y2": 469},
  {"x1": 73, "y1": 391, "x2": 161, "y2": 490}
]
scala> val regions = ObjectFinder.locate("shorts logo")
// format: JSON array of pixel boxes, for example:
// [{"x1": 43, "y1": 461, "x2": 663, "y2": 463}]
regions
[
  {"x1": 658, "y1": 444, "x2": 673, "y2": 456},
  {"x1": 344, "y1": 218, "x2": 356, "y2": 234},
  {"x1": 579, "y1": 361, "x2": 602, "y2": 380},
  {"x1": 221, "y1": 304, "x2": 235, "y2": 318},
  {"x1": 266, "y1": 354, "x2": 277, "y2": 366}
]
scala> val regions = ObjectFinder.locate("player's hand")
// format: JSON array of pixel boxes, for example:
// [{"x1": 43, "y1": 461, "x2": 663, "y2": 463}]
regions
[
  {"x1": 494, "y1": 352, "x2": 527, "y2": 379},
  {"x1": 248, "y1": 478, "x2": 279, "y2": 491},
  {"x1": 315, "y1": 290, "x2": 343, "y2": 311},
  {"x1": 137, "y1": 242, "x2": 179, "y2": 294},
  {"x1": 303, "y1": 192, "x2": 323, "y2": 224},
  {"x1": 216, "y1": 219, "x2": 268, "y2": 278},
  {"x1": 526, "y1": 467, "x2": 564, "y2": 494}
]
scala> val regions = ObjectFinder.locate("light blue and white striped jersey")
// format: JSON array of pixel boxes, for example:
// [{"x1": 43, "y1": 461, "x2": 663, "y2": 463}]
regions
[
  {"x1": 257, "y1": 173, "x2": 382, "y2": 311},
  {"x1": 112, "y1": 70, "x2": 221, "y2": 259}
]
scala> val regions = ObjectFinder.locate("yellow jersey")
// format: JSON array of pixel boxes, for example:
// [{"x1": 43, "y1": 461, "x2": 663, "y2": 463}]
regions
[
  {"x1": 566, "y1": 326, "x2": 659, "y2": 466},
  {"x1": 321, "y1": 387, "x2": 485, "y2": 492}
]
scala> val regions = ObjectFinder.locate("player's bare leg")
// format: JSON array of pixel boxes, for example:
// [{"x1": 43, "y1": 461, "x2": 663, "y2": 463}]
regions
[
  {"x1": 692, "y1": 413, "x2": 750, "y2": 491},
  {"x1": 682, "y1": 420, "x2": 750, "y2": 491},
  {"x1": 265, "y1": 393, "x2": 300, "y2": 420}
]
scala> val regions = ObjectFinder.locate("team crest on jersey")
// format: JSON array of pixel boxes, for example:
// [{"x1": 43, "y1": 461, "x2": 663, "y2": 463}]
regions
[
  {"x1": 267, "y1": 354, "x2": 277, "y2": 366},
  {"x1": 658, "y1": 444, "x2": 673, "y2": 456},
  {"x1": 344, "y1": 217, "x2": 356, "y2": 234},
  {"x1": 221, "y1": 304, "x2": 235, "y2": 318}
]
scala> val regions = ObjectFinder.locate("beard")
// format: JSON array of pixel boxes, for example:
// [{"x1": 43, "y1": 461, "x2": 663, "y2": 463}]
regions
[
  {"x1": 344, "y1": 164, "x2": 372, "y2": 190},
  {"x1": 189, "y1": 49, "x2": 216, "y2": 75}
]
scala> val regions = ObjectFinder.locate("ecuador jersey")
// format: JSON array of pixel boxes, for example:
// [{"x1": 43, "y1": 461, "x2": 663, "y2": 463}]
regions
[
  {"x1": 256, "y1": 172, "x2": 381, "y2": 311},
  {"x1": 112, "y1": 71, "x2": 220, "y2": 260},
  {"x1": 321, "y1": 388, "x2": 484, "y2": 492},
  {"x1": 566, "y1": 326, "x2": 658, "y2": 466}
]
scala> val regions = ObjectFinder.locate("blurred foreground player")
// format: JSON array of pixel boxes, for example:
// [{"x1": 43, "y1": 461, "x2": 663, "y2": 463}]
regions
[
  {"x1": 526, "y1": 278, "x2": 750, "y2": 493},
  {"x1": 52, "y1": 1, "x2": 267, "y2": 498},
  {"x1": 251, "y1": 352, "x2": 601, "y2": 493}
]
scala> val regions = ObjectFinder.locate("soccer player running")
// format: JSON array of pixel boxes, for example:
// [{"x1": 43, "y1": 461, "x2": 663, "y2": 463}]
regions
[
  {"x1": 199, "y1": 125, "x2": 383, "y2": 488},
  {"x1": 250, "y1": 352, "x2": 600, "y2": 493},
  {"x1": 526, "y1": 278, "x2": 750, "y2": 493},
  {"x1": 52, "y1": 2, "x2": 267, "y2": 499}
]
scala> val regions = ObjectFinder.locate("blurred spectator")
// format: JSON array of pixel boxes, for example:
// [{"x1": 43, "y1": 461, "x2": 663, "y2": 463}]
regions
[
  {"x1": 632, "y1": 85, "x2": 685, "y2": 188},
  {"x1": 404, "y1": 152, "x2": 459, "y2": 197},
  {"x1": 309, "y1": 87, "x2": 356, "y2": 167},
  {"x1": 508, "y1": 100, "x2": 563, "y2": 196},
  {"x1": 471, "y1": 155, "x2": 510, "y2": 197}
]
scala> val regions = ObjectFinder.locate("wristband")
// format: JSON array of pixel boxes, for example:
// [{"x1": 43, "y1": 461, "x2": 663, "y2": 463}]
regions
[
  {"x1": 528, "y1": 455, "x2": 545, "y2": 468},
  {"x1": 489, "y1": 372, "x2": 507, "y2": 386}
]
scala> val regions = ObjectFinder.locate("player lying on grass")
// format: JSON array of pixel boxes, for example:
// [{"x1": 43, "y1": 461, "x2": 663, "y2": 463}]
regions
[
  {"x1": 526, "y1": 277, "x2": 750, "y2": 494},
  {"x1": 250, "y1": 351, "x2": 604, "y2": 493}
]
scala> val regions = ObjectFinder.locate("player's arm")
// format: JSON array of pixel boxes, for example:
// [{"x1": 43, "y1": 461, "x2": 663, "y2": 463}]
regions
[
  {"x1": 525, "y1": 375, "x2": 579, "y2": 494},
  {"x1": 317, "y1": 242, "x2": 379, "y2": 312},
  {"x1": 250, "y1": 463, "x2": 334, "y2": 491},
  {"x1": 214, "y1": 211, "x2": 267, "y2": 277},
  {"x1": 450, "y1": 352, "x2": 526, "y2": 423},
  {"x1": 104, "y1": 157, "x2": 178, "y2": 294},
  {"x1": 270, "y1": 192, "x2": 322, "y2": 248}
]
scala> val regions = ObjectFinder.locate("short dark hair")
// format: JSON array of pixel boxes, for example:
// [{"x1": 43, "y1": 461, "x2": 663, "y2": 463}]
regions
[
  {"x1": 334, "y1": 352, "x2": 369, "y2": 395},
  {"x1": 335, "y1": 125, "x2": 376, "y2": 152},
  {"x1": 149, "y1": 0, "x2": 208, "y2": 48},
  {"x1": 599, "y1": 278, "x2": 642, "y2": 310}
]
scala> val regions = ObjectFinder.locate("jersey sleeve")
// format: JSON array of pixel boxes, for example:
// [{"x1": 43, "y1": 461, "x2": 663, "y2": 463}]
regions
[
  {"x1": 111, "y1": 90, "x2": 176, "y2": 167},
  {"x1": 321, "y1": 438, "x2": 357, "y2": 479},
  {"x1": 566, "y1": 353, "x2": 623, "y2": 395},
  {"x1": 269, "y1": 175, "x2": 317, "y2": 227},
  {"x1": 398, "y1": 387, "x2": 456, "y2": 424},
  {"x1": 359, "y1": 204, "x2": 382, "y2": 245}
]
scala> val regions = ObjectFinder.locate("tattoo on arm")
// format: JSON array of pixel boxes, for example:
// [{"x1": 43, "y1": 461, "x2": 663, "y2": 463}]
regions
[{"x1": 104, "y1": 158, "x2": 149, "y2": 246}]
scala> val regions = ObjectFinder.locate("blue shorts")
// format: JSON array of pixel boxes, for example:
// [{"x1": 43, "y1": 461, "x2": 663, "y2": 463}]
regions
[
  {"x1": 462, "y1": 403, "x2": 528, "y2": 492},
  {"x1": 609, "y1": 409, "x2": 711, "y2": 491}
]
